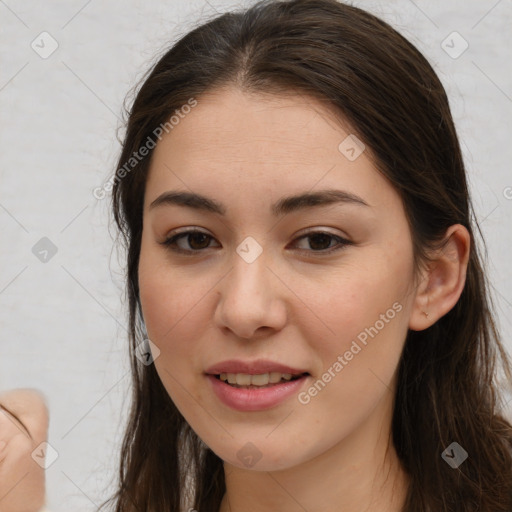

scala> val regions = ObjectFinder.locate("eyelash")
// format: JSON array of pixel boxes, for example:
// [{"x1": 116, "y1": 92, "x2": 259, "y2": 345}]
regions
[{"x1": 160, "y1": 229, "x2": 353, "y2": 256}]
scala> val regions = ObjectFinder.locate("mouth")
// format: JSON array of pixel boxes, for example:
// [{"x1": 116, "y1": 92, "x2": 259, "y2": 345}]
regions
[
  {"x1": 210, "y1": 371, "x2": 310, "y2": 389},
  {"x1": 206, "y1": 370, "x2": 310, "y2": 411}
]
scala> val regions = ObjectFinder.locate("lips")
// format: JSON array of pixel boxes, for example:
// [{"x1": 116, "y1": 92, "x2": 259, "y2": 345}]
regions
[
  {"x1": 205, "y1": 359, "x2": 309, "y2": 376},
  {"x1": 207, "y1": 373, "x2": 310, "y2": 411}
]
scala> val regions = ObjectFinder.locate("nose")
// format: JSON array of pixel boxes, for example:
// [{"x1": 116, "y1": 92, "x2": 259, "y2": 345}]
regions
[{"x1": 213, "y1": 250, "x2": 288, "y2": 340}]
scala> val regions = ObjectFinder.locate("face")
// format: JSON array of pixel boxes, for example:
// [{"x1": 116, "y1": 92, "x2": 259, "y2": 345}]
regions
[{"x1": 138, "y1": 86, "x2": 418, "y2": 471}]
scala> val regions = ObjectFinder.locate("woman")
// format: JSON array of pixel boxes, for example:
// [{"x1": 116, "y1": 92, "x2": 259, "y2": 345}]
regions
[{"x1": 4, "y1": 0, "x2": 509, "y2": 511}]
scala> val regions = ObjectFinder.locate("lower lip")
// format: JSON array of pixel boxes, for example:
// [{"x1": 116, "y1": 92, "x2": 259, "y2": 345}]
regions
[{"x1": 206, "y1": 374, "x2": 309, "y2": 411}]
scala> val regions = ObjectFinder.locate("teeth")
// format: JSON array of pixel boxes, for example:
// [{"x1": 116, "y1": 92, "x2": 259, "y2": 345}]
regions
[
  {"x1": 219, "y1": 372, "x2": 297, "y2": 387},
  {"x1": 236, "y1": 373, "x2": 251, "y2": 386},
  {"x1": 269, "y1": 372, "x2": 283, "y2": 383}
]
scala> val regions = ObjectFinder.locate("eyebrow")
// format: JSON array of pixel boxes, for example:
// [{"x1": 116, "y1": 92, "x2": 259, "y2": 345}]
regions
[
  {"x1": 0, "y1": 404, "x2": 32, "y2": 439},
  {"x1": 148, "y1": 189, "x2": 370, "y2": 216}
]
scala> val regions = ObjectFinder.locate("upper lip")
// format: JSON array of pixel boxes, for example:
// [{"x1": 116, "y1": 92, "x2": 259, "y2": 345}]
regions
[{"x1": 205, "y1": 359, "x2": 309, "y2": 376}]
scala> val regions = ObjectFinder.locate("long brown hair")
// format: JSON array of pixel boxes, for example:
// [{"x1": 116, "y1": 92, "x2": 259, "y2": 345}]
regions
[{"x1": 101, "y1": 1, "x2": 512, "y2": 510}]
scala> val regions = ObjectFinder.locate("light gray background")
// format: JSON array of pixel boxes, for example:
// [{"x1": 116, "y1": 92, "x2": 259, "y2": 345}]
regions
[{"x1": 1, "y1": 1, "x2": 511, "y2": 510}]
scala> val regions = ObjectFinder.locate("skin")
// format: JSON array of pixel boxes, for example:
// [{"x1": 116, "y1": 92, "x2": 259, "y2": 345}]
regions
[
  {"x1": 138, "y1": 86, "x2": 470, "y2": 512},
  {"x1": 0, "y1": 389, "x2": 48, "y2": 512}
]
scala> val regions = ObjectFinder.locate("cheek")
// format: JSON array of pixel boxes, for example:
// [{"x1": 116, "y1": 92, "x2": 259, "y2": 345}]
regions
[
  {"x1": 303, "y1": 248, "x2": 411, "y2": 388},
  {"x1": 137, "y1": 245, "x2": 218, "y2": 391},
  {"x1": 139, "y1": 270, "x2": 193, "y2": 341},
  {"x1": 138, "y1": 253, "x2": 210, "y2": 417},
  {"x1": 309, "y1": 259, "x2": 408, "y2": 347},
  {"x1": 138, "y1": 242, "x2": 204, "y2": 341}
]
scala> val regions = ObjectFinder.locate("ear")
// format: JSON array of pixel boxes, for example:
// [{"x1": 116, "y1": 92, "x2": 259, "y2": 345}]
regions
[{"x1": 409, "y1": 224, "x2": 470, "y2": 331}]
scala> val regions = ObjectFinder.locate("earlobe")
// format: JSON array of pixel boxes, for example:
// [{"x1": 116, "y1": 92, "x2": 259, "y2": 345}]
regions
[{"x1": 408, "y1": 224, "x2": 470, "y2": 331}]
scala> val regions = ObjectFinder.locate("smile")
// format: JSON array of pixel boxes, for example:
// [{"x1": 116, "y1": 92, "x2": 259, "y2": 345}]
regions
[
  {"x1": 207, "y1": 373, "x2": 310, "y2": 411},
  {"x1": 217, "y1": 372, "x2": 306, "y2": 388}
]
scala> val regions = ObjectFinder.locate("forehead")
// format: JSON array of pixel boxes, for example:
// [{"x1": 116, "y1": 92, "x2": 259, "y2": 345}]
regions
[{"x1": 145, "y1": 87, "x2": 399, "y2": 213}]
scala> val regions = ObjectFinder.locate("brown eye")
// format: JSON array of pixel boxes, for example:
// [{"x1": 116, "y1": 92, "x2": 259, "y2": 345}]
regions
[
  {"x1": 160, "y1": 229, "x2": 352, "y2": 256},
  {"x1": 161, "y1": 229, "x2": 218, "y2": 254},
  {"x1": 184, "y1": 232, "x2": 212, "y2": 250},
  {"x1": 292, "y1": 231, "x2": 352, "y2": 254}
]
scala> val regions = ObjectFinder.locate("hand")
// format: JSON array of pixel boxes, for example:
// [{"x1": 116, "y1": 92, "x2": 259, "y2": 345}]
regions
[{"x1": 0, "y1": 389, "x2": 49, "y2": 512}]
